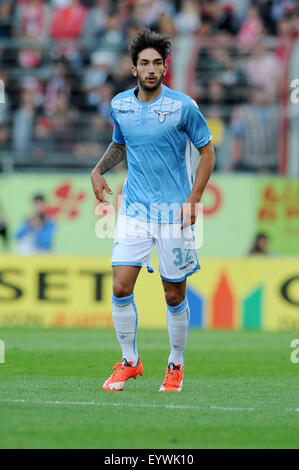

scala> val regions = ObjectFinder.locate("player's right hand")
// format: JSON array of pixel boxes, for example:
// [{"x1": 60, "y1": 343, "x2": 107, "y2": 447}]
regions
[{"x1": 90, "y1": 169, "x2": 113, "y2": 205}]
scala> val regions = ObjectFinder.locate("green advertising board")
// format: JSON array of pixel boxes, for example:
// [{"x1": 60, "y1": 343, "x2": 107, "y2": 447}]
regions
[
  {"x1": 0, "y1": 172, "x2": 125, "y2": 255},
  {"x1": 0, "y1": 173, "x2": 298, "y2": 256},
  {"x1": 199, "y1": 175, "x2": 256, "y2": 257},
  {"x1": 256, "y1": 177, "x2": 299, "y2": 255}
]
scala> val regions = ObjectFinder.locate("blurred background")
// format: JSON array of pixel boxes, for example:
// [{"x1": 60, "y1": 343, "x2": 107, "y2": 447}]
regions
[{"x1": 0, "y1": 0, "x2": 298, "y2": 331}]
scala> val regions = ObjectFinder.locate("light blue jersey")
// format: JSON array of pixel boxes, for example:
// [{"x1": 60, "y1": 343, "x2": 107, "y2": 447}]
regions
[{"x1": 110, "y1": 84, "x2": 212, "y2": 223}]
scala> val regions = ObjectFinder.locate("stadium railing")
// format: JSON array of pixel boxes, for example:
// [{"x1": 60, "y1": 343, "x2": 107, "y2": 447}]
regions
[
  {"x1": 183, "y1": 35, "x2": 298, "y2": 176},
  {"x1": 0, "y1": 36, "x2": 298, "y2": 175}
]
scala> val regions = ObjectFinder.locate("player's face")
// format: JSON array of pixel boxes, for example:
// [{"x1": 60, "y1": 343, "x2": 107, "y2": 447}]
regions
[{"x1": 132, "y1": 48, "x2": 167, "y2": 93}]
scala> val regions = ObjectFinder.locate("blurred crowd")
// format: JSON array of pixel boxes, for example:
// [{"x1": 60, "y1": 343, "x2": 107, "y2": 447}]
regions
[{"x1": 0, "y1": 0, "x2": 298, "y2": 172}]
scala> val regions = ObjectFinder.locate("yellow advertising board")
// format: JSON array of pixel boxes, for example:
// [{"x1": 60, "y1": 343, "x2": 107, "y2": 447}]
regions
[
  {"x1": 0, "y1": 255, "x2": 298, "y2": 330},
  {"x1": 0, "y1": 255, "x2": 165, "y2": 328},
  {"x1": 187, "y1": 258, "x2": 299, "y2": 331}
]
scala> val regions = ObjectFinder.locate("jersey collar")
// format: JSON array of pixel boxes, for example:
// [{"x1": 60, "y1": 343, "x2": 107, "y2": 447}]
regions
[{"x1": 132, "y1": 84, "x2": 165, "y2": 106}]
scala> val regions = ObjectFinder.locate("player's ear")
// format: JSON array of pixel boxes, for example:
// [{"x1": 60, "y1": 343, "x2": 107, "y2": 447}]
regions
[
  {"x1": 131, "y1": 65, "x2": 137, "y2": 78},
  {"x1": 163, "y1": 63, "x2": 168, "y2": 77}
]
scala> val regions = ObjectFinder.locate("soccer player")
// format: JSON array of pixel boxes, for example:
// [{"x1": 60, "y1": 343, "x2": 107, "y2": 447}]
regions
[{"x1": 91, "y1": 29, "x2": 215, "y2": 392}]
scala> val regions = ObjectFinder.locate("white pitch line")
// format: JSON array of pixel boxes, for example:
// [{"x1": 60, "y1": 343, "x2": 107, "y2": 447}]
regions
[
  {"x1": 210, "y1": 406, "x2": 255, "y2": 411},
  {"x1": 0, "y1": 398, "x2": 256, "y2": 411}
]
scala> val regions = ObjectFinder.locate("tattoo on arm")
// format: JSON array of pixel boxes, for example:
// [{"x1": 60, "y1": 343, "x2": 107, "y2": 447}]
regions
[{"x1": 94, "y1": 142, "x2": 126, "y2": 175}]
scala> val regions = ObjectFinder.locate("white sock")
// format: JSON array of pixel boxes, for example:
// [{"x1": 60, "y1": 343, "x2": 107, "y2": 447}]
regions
[
  {"x1": 166, "y1": 297, "x2": 190, "y2": 367},
  {"x1": 112, "y1": 293, "x2": 139, "y2": 366}
]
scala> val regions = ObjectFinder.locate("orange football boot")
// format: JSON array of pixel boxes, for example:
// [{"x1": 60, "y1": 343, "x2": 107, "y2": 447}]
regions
[
  {"x1": 159, "y1": 362, "x2": 184, "y2": 392},
  {"x1": 103, "y1": 358, "x2": 143, "y2": 391}
]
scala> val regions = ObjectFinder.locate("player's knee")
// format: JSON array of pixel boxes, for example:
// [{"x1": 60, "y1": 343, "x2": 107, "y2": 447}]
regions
[
  {"x1": 165, "y1": 289, "x2": 185, "y2": 307},
  {"x1": 113, "y1": 280, "x2": 134, "y2": 298}
]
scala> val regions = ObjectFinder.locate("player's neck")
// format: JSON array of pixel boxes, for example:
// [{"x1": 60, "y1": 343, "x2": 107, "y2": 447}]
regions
[{"x1": 136, "y1": 84, "x2": 163, "y2": 103}]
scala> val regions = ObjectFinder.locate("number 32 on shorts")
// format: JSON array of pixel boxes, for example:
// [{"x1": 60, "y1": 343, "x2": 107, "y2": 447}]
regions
[{"x1": 172, "y1": 247, "x2": 192, "y2": 266}]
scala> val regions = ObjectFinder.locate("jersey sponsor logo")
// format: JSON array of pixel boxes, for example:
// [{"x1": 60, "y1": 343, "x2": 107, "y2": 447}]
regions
[
  {"x1": 118, "y1": 109, "x2": 135, "y2": 114},
  {"x1": 154, "y1": 110, "x2": 171, "y2": 123},
  {"x1": 179, "y1": 260, "x2": 195, "y2": 271}
]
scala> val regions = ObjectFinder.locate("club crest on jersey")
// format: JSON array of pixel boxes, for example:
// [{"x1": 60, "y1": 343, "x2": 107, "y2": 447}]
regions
[{"x1": 154, "y1": 110, "x2": 171, "y2": 123}]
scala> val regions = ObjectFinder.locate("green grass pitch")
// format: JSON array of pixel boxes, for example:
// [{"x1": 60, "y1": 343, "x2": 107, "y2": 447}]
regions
[{"x1": 0, "y1": 327, "x2": 299, "y2": 449}]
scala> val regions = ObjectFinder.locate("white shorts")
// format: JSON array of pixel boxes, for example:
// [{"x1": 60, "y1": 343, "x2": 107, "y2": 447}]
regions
[{"x1": 111, "y1": 215, "x2": 200, "y2": 283}]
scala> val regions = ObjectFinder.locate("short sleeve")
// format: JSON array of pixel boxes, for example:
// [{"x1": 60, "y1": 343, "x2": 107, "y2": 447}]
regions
[
  {"x1": 110, "y1": 103, "x2": 125, "y2": 145},
  {"x1": 182, "y1": 98, "x2": 212, "y2": 149}
]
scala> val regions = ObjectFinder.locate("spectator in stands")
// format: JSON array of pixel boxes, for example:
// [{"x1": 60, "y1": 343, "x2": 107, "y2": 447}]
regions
[
  {"x1": 248, "y1": 233, "x2": 269, "y2": 255},
  {"x1": 0, "y1": 70, "x2": 11, "y2": 152},
  {"x1": 204, "y1": 1, "x2": 240, "y2": 36},
  {"x1": 32, "y1": 115, "x2": 53, "y2": 160},
  {"x1": 0, "y1": 0, "x2": 15, "y2": 39},
  {"x1": 110, "y1": 52, "x2": 136, "y2": 95},
  {"x1": 73, "y1": 113, "x2": 112, "y2": 160},
  {"x1": 132, "y1": 0, "x2": 173, "y2": 30},
  {"x1": 15, "y1": 194, "x2": 56, "y2": 254},
  {"x1": 255, "y1": 0, "x2": 277, "y2": 35},
  {"x1": 100, "y1": 10, "x2": 124, "y2": 45},
  {"x1": 290, "y1": 9, "x2": 299, "y2": 38},
  {"x1": 0, "y1": 202, "x2": 9, "y2": 250},
  {"x1": 50, "y1": 92, "x2": 79, "y2": 153},
  {"x1": 155, "y1": 11, "x2": 176, "y2": 37},
  {"x1": 124, "y1": 17, "x2": 144, "y2": 41},
  {"x1": 200, "y1": 80, "x2": 226, "y2": 168},
  {"x1": 275, "y1": 16, "x2": 294, "y2": 63},
  {"x1": 82, "y1": 0, "x2": 111, "y2": 47},
  {"x1": 96, "y1": 80, "x2": 114, "y2": 120},
  {"x1": 0, "y1": 71, "x2": 10, "y2": 126},
  {"x1": 50, "y1": 0, "x2": 88, "y2": 66},
  {"x1": 237, "y1": 3, "x2": 264, "y2": 49},
  {"x1": 174, "y1": 0, "x2": 201, "y2": 34},
  {"x1": 217, "y1": 0, "x2": 250, "y2": 25},
  {"x1": 13, "y1": 0, "x2": 52, "y2": 69},
  {"x1": 244, "y1": 38, "x2": 283, "y2": 102},
  {"x1": 0, "y1": 124, "x2": 10, "y2": 152},
  {"x1": 50, "y1": 0, "x2": 87, "y2": 40},
  {"x1": 82, "y1": 50, "x2": 114, "y2": 109},
  {"x1": 271, "y1": 0, "x2": 297, "y2": 23},
  {"x1": 0, "y1": 44, "x2": 15, "y2": 71},
  {"x1": 44, "y1": 58, "x2": 72, "y2": 116},
  {"x1": 50, "y1": 0, "x2": 73, "y2": 6},
  {"x1": 196, "y1": 43, "x2": 248, "y2": 106},
  {"x1": 212, "y1": 46, "x2": 247, "y2": 104},
  {"x1": 230, "y1": 86, "x2": 279, "y2": 173},
  {"x1": 1, "y1": 0, "x2": 296, "y2": 175},
  {"x1": 12, "y1": 84, "x2": 39, "y2": 156}
]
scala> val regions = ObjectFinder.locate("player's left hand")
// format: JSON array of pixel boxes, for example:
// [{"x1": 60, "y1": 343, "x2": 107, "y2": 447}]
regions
[{"x1": 175, "y1": 198, "x2": 201, "y2": 230}]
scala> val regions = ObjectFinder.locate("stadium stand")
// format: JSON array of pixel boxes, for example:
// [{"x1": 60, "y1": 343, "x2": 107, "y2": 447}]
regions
[{"x1": 0, "y1": 0, "x2": 298, "y2": 174}]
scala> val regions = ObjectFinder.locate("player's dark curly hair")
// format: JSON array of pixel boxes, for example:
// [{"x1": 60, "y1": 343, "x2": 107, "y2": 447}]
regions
[{"x1": 129, "y1": 28, "x2": 172, "y2": 66}]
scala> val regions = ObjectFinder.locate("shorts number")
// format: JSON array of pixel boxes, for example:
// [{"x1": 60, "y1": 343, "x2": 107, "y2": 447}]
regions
[{"x1": 172, "y1": 248, "x2": 192, "y2": 267}]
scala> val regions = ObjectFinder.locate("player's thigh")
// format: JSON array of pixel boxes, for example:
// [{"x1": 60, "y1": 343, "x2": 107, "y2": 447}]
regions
[
  {"x1": 112, "y1": 215, "x2": 155, "y2": 274},
  {"x1": 113, "y1": 265, "x2": 141, "y2": 297}
]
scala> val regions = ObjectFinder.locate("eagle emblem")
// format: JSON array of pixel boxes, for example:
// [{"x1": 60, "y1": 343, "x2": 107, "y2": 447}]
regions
[{"x1": 154, "y1": 110, "x2": 171, "y2": 123}]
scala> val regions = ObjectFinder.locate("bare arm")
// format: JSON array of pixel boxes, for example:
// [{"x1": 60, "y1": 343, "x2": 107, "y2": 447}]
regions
[
  {"x1": 189, "y1": 140, "x2": 216, "y2": 202},
  {"x1": 92, "y1": 141, "x2": 126, "y2": 175},
  {"x1": 176, "y1": 140, "x2": 216, "y2": 228},
  {"x1": 90, "y1": 142, "x2": 126, "y2": 203}
]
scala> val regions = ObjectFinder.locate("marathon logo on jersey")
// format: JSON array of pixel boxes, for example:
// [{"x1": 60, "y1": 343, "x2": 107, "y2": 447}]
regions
[{"x1": 155, "y1": 110, "x2": 171, "y2": 123}]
